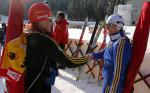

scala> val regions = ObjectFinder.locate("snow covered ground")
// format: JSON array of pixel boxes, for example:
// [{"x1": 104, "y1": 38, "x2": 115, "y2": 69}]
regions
[
  {"x1": 0, "y1": 79, "x2": 5, "y2": 93},
  {"x1": 52, "y1": 69, "x2": 102, "y2": 93}
]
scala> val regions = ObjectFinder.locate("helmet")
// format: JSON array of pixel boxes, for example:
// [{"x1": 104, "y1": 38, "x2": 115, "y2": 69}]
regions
[
  {"x1": 106, "y1": 14, "x2": 124, "y2": 30},
  {"x1": 28, "y1": 3, "x2": 52, "y2": 23},
  {"x1": 106, "y1": 14, "x2": 124, "y2": 25}
]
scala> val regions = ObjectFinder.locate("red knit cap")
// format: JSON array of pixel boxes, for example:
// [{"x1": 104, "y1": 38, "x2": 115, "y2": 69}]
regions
[{"x1": 28, "y1": 3, "x2": 52, "y2": 23}]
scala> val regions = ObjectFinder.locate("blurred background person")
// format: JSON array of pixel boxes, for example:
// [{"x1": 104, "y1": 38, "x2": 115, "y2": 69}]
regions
[{"x1": 53, "y1": 11, "x2": 69, "y2": 50}]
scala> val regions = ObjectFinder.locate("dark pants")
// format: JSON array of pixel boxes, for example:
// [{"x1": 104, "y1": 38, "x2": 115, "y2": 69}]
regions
[
  {"x1": 25, "y1": 77, "x2": 52, "y2": 93},
  {"x1": 58, "y1": 44, "x2": 66, "y2": 69},
  {"x1": 27, "y1": 86, "x2": 51, "y2": 93}
]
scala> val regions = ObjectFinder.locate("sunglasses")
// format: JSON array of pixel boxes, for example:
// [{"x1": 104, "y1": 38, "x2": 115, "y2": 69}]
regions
[
  {"x1": 106, "y1": 23, "x2": 112, "y2": 27},
  {"x1": 107, "y1": 21, "x2": 124, "y2": 27},
  {"x1": 106, "y1": 23, "x2": 116, "y2": 27}
]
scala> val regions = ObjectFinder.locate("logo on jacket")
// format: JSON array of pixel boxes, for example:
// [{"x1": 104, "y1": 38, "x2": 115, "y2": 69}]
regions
[{"x1": 9, "y1": 52, "x2": 18, "y2": 60}]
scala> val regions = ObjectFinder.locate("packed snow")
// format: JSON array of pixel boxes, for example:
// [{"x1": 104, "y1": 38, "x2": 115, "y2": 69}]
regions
[{"x1": 52, "y1": 69, "x2": 102, "y2": 93}]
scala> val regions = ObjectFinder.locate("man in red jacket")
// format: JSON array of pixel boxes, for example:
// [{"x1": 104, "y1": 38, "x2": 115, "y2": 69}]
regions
[{"x1": 53, "y1": 11, "x2": 69, "y2": 50}]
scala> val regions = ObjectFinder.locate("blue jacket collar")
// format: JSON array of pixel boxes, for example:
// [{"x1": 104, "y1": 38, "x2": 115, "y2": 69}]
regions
[{"x1": 110, "y1": 30, "x2": 126, "y2": 42}]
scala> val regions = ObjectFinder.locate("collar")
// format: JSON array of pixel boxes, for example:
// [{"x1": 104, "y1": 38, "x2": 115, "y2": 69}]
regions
[{"x1": 110, "y1": 30, "x2": 126, "y2": 42}]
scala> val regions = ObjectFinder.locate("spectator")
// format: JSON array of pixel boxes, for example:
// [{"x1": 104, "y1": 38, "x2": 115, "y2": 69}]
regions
[{"x1": 53, "y1": 11, "x2": 69, "y2": 50}]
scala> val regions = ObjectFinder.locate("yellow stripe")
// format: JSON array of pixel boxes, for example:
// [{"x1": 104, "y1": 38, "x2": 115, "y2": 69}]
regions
[
  {"x1": 105, "y1": 86, "x2": 110, "y2": 93},
  {"x1": 69, "y1": 56, "x2": 88, "y2": 64},
  {"x1": 111, "y1": 38, "x2": 125, "y2": 93},
  {"x1": 72, "y1": 57, "x2": 88, "y2": 60},
  {"x1": 62, "y1": 52, "x2": 88, "y2": 64},
  {"x1": 113, "y1": 40, "x2": 124, "y2": 92},
  {"x1": 73, "y1": 57, "x2": 88, "y2": 61},
  {"x1": 73, "y1": 57, "x2": 87, "y2": 60},
  {"x1": 112, "y1": 39, "x2": 123, "y2": 87},
  {"x1": 72, "y1": 58, "x2": 87, "y2": 64},
  {"x1": 111, "y1": 39, "x2": 125, "y2": 93},
  {"x1": 111, "y1": 42, "x2": 122, "y2": 93},
  {"x1": 111, "y1": 39, "x2": 124, "y2": 93}
]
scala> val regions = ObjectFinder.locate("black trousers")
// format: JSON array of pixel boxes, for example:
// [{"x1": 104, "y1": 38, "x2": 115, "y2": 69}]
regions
[
  {"x1": 27, "y1": 87, "x2": 51, "y2": 93},
  {"x1": 58, "y1": 44, "x2": 66, "y2": 69},
  {"x1": 25, "y1": 77, "x2": 51, "y2": 93}
]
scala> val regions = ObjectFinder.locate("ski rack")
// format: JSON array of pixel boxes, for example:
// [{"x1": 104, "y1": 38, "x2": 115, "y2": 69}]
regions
[
  {"x1": 86, "y1": 41, "x2": 106, "y2": 76},
  {"x1": 74, "y1": 41, "x2": 97, "y2": 78},
  {"x1": 64, "y1": 20, "x2": 106, "y2": 82},
  {"x1": 65, "y1": 41, "x2": 74, "y2": 55},
  {"x1": 86, "y1": 27, "x2": 107, "y2": 82},
  {"x1": 134, "y1": 71, "x2": 150, "y2": 89},
  {"x1": 65, "y1": 40, "x2": 99, "y2": 79}
]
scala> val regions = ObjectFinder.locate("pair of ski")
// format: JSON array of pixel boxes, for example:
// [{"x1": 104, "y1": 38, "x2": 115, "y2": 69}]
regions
[
  {"x1": 86, "y1": 27, "x2": 107, "y2": 85},
  {"x1": 73, "y1": 17, "x2": 105, "y2": 81},
  {"x1": 86, "y1": 16, "x2": 108, "y2": 85}
]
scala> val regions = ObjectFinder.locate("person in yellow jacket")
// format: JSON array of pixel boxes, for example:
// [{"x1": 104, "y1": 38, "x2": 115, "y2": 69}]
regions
[{"x1": 0, "y1": 31, "x2": 27, "y2": 93}]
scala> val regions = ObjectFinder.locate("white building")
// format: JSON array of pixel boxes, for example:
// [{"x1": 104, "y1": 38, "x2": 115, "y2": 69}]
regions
[
  {"x1": 127, "y1": 0, "x2": 150, "y2": 24},
  {"x1": 114, "y1": 0, "x2": 150, "y2": 25},
  {"x1": 114, "y1": 4, "x2": 132, "y2": 26}
]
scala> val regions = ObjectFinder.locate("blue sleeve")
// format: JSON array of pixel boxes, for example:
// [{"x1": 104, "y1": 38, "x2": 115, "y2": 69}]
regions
[{"x1": 91, "y1": 49, "x2": 105, "y2": 60}]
